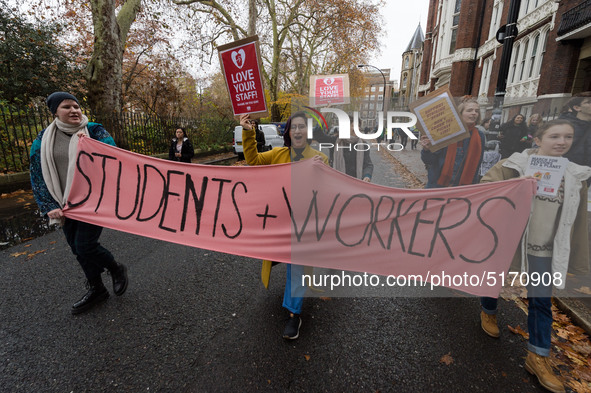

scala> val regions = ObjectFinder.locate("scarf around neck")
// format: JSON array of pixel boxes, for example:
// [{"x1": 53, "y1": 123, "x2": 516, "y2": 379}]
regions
[
  {"x1": 437, "y1": 126, "x2": 482, "y2": 187},
  {"x1": 40, "y1": 115, "x2": 89, "y2": 224}
]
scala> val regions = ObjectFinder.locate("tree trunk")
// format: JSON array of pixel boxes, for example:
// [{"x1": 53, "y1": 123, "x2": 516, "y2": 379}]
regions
[
  {"x1": 248, "y1": 0, "x2": 256, "y2": 36},
  {"x1": 86, "y1": 0, "x2": 141, "y2": 147}
]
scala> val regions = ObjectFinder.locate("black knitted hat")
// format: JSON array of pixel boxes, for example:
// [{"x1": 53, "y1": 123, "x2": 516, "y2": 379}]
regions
[{"x1": 46, "y1": 92, "x2": 79, "y2": 115}]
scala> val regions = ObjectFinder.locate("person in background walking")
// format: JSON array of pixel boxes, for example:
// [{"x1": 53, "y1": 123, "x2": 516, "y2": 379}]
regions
[
  {"x1": 398, "y1": 127, "x2": 408, "y2": 149},
  {"x1": 410, "y1": 126, "x2": 420, "y2": 150},
  {"x1": 559, "y1": 92, "x2": 591, "y2": 167},
  {"x1": 168, "y1": 127, "x2": 195, "y2": 163},
  {"x1": 420, "y1": 96, "x2": 485, "y2": 188},
  {"x1": 332, "y1": 116, "x2": 373, "y2": 182},
  {"x1": 240, "y1": 111, "x2": 328, "y2": 340},
  {"x1": 499, "y1": 114, "x2": 529, "y2": 158},
  {"x1": 253, "y1": 120, "x2": 267, "y2": 152},
  {"x1": 479, "y1": 119, "x2": 590, "y2": 393},
  {"x1": 30, "y1": 92, "x2": 129, "y2": 314}
]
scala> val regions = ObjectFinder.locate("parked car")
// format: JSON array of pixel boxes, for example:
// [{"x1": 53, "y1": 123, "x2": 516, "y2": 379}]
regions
[
  {"x1": 233, "y1": 124, "x2": 283, "y2": 159},
  {"x1": 272, "y1": 122, "x2": 287, "y2": 136}
]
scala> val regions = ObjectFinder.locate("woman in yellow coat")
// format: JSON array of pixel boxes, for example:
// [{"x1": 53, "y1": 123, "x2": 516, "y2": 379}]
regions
[{"x1": 240, "y1": 111, "x2": 328, "y2": 340}]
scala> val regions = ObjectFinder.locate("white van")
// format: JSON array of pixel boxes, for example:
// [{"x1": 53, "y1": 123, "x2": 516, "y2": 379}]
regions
[{"x1": 233, "y1": 124, "x2": 283, "y2": 159}]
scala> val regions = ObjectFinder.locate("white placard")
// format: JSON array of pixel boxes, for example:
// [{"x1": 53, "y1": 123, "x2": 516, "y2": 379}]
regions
[{"x1": 524, "y1": 155, "x2": 568, "y2": 197}]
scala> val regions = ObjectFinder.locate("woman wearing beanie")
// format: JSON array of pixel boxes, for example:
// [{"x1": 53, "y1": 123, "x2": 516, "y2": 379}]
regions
[{"x1": 29, "y1": 92, "x2": 129, "y2": 314}]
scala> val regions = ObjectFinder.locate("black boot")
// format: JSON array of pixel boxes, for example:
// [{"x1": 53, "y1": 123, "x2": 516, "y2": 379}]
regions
[
  {"x1": 108, "y1": 262, "x2": 128, "y2": 296},
  {"x1": 71, "y1": 278, "x2": 109, "y2": 315}
]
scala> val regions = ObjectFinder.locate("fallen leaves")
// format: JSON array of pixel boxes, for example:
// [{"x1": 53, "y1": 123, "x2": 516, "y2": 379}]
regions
[
  {"x1": 439, "y1": 353, "x2": 454, "y2": 365},
  {"x1": 10, "y1": 249, "x2": 46, "y2": 259},
  {"x1": 10, "y1": 251, "x2": 27, "y2": 257},
  {"x1": 26, "y1": 250, "x2": 45, "y2": 260},
  {"x1": 379, "y1": 149, "x2": 425, "y2": 189},
  {"x1": 508, "y1": 325, "x2": 529, "y2": 339},
  {"x1": 303, "y1": 354, "x2": 311, "y2": 361},
  {"x1": 549, "y1": 303, "x2": 591, "y2": 392}
]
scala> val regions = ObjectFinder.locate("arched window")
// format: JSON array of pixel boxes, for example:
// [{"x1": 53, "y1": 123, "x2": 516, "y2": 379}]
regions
[
  {"x1": 528, "y1": 34, "x2": 539, "y2": 79},
  {"x1": 404, "y1": 56, "x2": 409, "y2": 69},
  {"x1": 537, "y1": 30, "x2": 549, "y2": 76},
  {"x1": 519, "y1": 39, "x2": 529, "y2": 81},
  {"x1": 511, "y1": 44, "x2": 521, "y2": 83}
]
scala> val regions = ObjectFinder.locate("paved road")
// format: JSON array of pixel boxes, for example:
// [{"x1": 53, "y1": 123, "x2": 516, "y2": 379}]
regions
[{"x1": 0, "y1": 149, "x2": 546, "y2": 392}]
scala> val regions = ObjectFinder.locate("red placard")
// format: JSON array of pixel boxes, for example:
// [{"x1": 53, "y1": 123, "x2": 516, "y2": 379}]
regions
[
  {"x1": 309, "y1": 74, "x2": 350, "y2": 107},
  {"x1": 218, "y1": 36, "x2": 268, "y2": 118}
]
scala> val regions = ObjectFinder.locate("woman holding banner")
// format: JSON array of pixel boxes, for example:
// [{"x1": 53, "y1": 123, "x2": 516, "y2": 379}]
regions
[
  {"x1": 240, "y1": 111, "x2": 328, "y2": 340},
  {"x1": 420, "y1": 96, "x2": 486, "y2": 188},
  {"x1": 29, "y1": 92, "x2": 128, "y2": 315},
  {"x1": 479, "y1": 119, "x2": 590, "y2": 393}
]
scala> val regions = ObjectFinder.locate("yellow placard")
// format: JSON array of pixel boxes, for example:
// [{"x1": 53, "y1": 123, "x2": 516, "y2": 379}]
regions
[{"x1": 410, "y1": 87, "x2": 469, "y2": 152}]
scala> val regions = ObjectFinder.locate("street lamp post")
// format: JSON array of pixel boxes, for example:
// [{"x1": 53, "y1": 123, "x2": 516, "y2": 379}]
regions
[{"x1": 358, "y1": 64, "x2": 387, "y2": 127}]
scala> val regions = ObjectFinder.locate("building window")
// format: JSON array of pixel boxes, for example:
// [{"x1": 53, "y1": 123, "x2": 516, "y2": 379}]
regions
[
  {"x1": 528, "y1": 34, "x2": 539, "y2": 79},
  {"x1": 402, "y1": 73, "x2": 407, "y2": 88},
  {"x1": 404, "y1": 56, "x2": 409, "y2": 69},
  {"x1": 371, "y1": 86, "x2": 376, "y2": 92},
  {"x1": 537, "y1": 30, "x2": 549, "y2": 76},
  {"x1": 511, "y1": 44, "x2": 521, "y2": 83},
  {"x1": 369, "y1": 103, "x2": 375, "y2": 110},
  {"x1": 519, "y1": 40, "x2": 529, "y2": 81},
  {"x1": 379, "y1": 86, "x2": 384, "y2": 92},
  {"x1": 488, "y1": 1, "x2": 504, "y2": 40},
  {"x1": 378, "y1": 95, "x2": 383, "y2": 101},
  {"x1": 449, "y1": 0, "x2": 461, "y2": 54},
  {"x1": 520, "y1": 0, "x2": 541, "y2": 16},
  {"x1": 479, "y1": 57, "x2": 493, "y2": 97}
]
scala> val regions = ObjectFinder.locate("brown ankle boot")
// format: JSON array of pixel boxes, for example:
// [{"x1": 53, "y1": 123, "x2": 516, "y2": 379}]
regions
[
  {"x1": 524, "y1": 351, "x2": 565, "y2": 393},
  {"x1": 480, "y1": 311, "x2": 500, "y2": 338}
]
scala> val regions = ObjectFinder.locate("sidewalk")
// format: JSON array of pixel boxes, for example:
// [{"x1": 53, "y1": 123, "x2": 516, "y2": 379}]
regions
[{"x1": 386, "y1": 145, "x2": 591, "y2": 336}]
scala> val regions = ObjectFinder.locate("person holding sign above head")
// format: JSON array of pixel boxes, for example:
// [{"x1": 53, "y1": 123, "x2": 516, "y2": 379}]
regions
[
  {"x1": 168, "y1": 127, "x2": 195, "y2": 163},
  {"x1": 240, "y1": 111, "x2": 328, "y2": 340},
  {"x1": 479, "y1": 119, "x2": 591, "y2": 393},
  {"x1": 420, "y1": 96, "x2": 485, "y2": 188},
  {"x1": 29, "y1": 92, "x2": 129, "y2": 315}
]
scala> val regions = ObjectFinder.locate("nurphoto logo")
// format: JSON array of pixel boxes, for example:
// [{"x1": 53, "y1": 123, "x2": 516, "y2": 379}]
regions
[{"x1": 305, "y1": 107, "x2": 418, "y2": 152}]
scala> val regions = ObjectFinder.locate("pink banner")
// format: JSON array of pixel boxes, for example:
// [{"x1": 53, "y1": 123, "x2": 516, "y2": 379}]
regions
[{"x1": 64, "y1": 137, "x2": 537, "y2": 297}]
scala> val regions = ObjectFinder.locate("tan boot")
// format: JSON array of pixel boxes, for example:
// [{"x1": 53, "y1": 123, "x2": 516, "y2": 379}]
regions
[
  {"x1": 525, "y1": 351, "x2": 565, "y2": 393},
  {"x1": 480, "y1": 311, "x2": 500, "y2": 338}
]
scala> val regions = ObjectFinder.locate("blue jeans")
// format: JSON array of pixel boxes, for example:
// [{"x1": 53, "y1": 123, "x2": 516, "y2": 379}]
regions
[
  {"x1": 283, "y1": 264, "x2": 306, "y2": 314},
  {"x1": 480, "y1": 255, "x2": 553, "y2": 357},
  {"x1": 63, "y1": 218, "x2": 116, "y2": 281}
]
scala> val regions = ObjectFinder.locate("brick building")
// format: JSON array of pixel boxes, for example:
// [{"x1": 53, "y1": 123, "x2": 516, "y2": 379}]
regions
[
  {"x1": 419, "y1": 0, "x2": 591, "y2": 122},
  {"x1": 358, "y1": 68, "x2": 394, "y2": 129}
]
